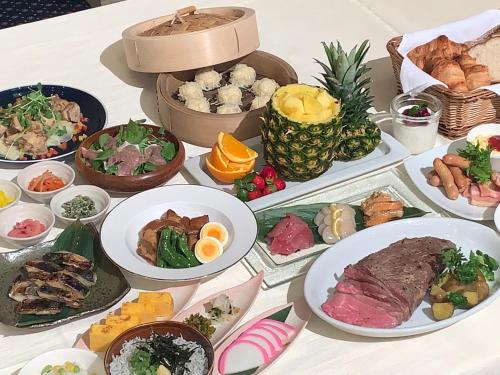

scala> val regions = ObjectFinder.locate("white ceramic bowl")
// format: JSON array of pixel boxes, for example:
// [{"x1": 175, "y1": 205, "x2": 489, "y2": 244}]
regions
[
  {"x1": 0, "y1": 203, "x2": 55, "y2": 247},
  {"x1": 0, "y1": 179, "x2": 21, "y2": 212},
  {"x1": 50, "y1": 185, "x2": 111, "y2": 226},
  {"x1": 466, "y1": 123, "x2": 500, "y2": 172},
  {"x1": 17, "y1": 161, "x2": 75, "y2": 203},
  {"x1": 19, "y1": 348, "x2": 103, "y2": 375}
]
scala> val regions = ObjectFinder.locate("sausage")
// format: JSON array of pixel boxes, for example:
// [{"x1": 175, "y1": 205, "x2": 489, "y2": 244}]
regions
[
  {"x1": 442, "y1": 154, "x2": 470, "y2": 169},
  {"x1": 449, "y1": 166, "x2": 470, "y2": 193},
  {"x1": 427, "y1": 170, "x2": 442, "y2": 187},
  {"x1": 433, "y1": 158, "x2": 460, "y2": 200}
]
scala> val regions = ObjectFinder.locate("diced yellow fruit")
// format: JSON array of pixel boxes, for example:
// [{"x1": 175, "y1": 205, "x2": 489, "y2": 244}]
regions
[
  {"x1": 302, "y1": 95, "x2": 323, "y2": 114},
  {"x1": 89, "y1": 324, "x2": 123, "y2": 352},
  {"x1": 282, "y1": 96, "x2": 304, "y2": 116},
  {"x1": 316, "y1": 91, "x2": 334, "y2": 108},
  {"x1": 105, "y1": 314, "x2": 140, "y2": 330}
]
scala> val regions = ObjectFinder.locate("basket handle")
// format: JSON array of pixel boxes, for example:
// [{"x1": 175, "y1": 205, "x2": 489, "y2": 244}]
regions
[{"x1": 171, "y1": 6, "x2": 196, "y2": 24}]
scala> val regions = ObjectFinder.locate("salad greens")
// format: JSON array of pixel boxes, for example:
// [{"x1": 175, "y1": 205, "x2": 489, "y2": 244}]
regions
[
  {"x1": 458, "y1": 142, "x2": 492, "y2": 184},
  {"x1": 441, "y1": 248, "x2": 499, "y2": 284},
  {"x1": 88, "y1": 119, "x2": 177, "y2": 176}
]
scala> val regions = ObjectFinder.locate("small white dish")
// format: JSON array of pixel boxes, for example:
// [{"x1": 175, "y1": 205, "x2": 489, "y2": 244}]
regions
[
  {"x1": 466, "y1": 123, "x2": 500, "y2": 172},
  {"x1": 19, "y1": 348, "x2": 103, "y2": 375},
  {"x1": 0, "y1": 179, "x2": 21, "y2": 212},
  {"x1": 17, "y1": 161, "x2": 75, "y2": 203},
  {"x1": 50, "y1": 185, "x2": 111, "y2": 226},
  {"x1": 494, "y1": 205, "x2": 500, "y2": 233},
  {"x1": 0, "y1": 203, "x2": 55, "y2": 247},
  {"x1": 304, "y1": 217, "x2": 500, "y2": 338}
]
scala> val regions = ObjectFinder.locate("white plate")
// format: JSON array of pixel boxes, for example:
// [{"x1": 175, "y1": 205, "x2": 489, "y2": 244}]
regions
[
  {"x1": 100, "y1": 185, "x2": 257, "y2": 281},
  {"x1": 19, "y1": 348, "x2": 103, "y2": 375},
  {"x1": 184, "y1": 132, "x2": 409, "y2": 211},
  {"x1": 304, "y1": 217, "x2": 500, "y2": 337},
  {"x1": 404, "y1": 140, "x2": 494, "y2": 220}
]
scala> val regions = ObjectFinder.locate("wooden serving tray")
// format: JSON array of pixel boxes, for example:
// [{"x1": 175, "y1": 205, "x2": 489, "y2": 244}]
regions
[{"x1": 122, "y1": 6, "x2": 259, "y2": 73}]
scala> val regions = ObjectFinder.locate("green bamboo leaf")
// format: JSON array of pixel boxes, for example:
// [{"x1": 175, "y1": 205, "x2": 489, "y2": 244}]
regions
[{"x1": 267, "y1": 305, "x2": 293, "y2": 323}]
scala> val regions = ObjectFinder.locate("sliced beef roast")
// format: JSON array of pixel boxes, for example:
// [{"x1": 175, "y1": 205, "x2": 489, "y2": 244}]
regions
[{"x1": 322, "y1": 236, "x2": 455, "y2": 328}]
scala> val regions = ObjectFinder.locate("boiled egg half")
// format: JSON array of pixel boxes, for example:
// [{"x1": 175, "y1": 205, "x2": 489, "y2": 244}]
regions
[
  {"x1": 200, "y1": 222, "x2": 229, "y2": 248},
  {"x1": 194, "y1": 237, "x2": 224, "y2": 264}
]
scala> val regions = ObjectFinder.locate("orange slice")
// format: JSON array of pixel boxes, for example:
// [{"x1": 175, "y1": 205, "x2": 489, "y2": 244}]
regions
[
  {"x1": 217, "y1": 132, "x2": 258, "y2": 163},
  {"x1": 206, "y1": 157, "x2": 255, "y2": 183},
  {"x1": 210, "y1": 144, "x2": 230, "y2": 170}
]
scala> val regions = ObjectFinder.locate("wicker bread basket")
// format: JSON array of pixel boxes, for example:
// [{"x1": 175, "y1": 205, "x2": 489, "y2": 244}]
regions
[{"x1": 386, "y1": 26, "x2": 500, "y2": 139}]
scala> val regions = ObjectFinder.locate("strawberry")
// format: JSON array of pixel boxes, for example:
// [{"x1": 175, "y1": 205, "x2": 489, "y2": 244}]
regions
[
  {"x1": 247, "y1": 189, "x2": 263, "y2": 201},
  {"x1": 252, "y1": 175, "x2": 266, "y2": 191},
  {"x1": 274, "y1": 178, "x2": 286, "y2": 191},
  {"x1": 262, "y1": 184, "x2": 277, "y2": 196},
  {"x1": 260, "y1": 165, "x2": 278, "y2": 180}
]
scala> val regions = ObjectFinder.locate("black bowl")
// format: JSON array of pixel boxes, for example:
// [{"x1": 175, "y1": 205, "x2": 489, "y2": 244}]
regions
[{"x1": 0, "y1": 84, "x2": 107, "y2": 163}]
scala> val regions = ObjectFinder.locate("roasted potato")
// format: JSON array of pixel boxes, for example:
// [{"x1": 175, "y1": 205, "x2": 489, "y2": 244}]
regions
[
  {"x1": 432, "y1": 302, "x2": 454, "y2": 320},
  {"x1": 429, "y1": 284, "x2": 448, "y2": 303},
  {"x1": 463, "y1": 291, "x2": 479, "y2": 308},
  {"x1": 435, "y1": 273, "x2": 451, "y2": 288},
  {"x1": 442, "y1": 276, "x2": 476, "y2": 293},
  {"x1": 476, "y1": 279, "x2": 490, "y2": 302}
]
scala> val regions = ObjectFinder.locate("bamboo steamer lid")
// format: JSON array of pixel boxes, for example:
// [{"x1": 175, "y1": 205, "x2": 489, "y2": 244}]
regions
[{"x1": 122, "y1": 6, "x2": 260, "y2": 73}]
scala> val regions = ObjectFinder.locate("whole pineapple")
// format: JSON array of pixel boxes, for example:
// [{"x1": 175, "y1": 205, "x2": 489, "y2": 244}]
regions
[{"x1": 315, "y1": 40, "x2": 381, "y2": 161}]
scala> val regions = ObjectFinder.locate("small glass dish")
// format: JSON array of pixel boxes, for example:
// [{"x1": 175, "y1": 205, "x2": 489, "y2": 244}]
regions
[{"x1": 391, "y1": 92, "x2": 442, "y2": 154}]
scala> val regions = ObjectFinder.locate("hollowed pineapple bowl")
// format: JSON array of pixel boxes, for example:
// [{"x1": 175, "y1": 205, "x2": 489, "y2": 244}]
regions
[{"x1": 262, "y1": 84, "x2": 342, "y2": 181}]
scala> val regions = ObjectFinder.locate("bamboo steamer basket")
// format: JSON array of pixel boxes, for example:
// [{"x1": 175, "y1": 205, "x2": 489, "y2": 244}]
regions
[
  {"x1": 122, "y1": 6, "x2": 259, "y2": 73},
  {"x1": 156, "y1": 50, "x2": 298, "y2": 147}
]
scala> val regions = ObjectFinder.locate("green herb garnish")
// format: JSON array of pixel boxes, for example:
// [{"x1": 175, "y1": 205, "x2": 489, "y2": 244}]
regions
[
  {"x1": 440, "y1": 248, "x2": 499, "y2": 284},
  {"x1": 458, "y1": 142, "x2": 492, "y2": 184},
  {"x1": 448, "y1": 292, "x2": 468, "y2": 308}
]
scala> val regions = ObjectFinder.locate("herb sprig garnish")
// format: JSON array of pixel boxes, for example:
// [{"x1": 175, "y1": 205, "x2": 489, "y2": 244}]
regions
[
  {"x1": 458, "y1": 142, "x2": 492, "y2": 184},
  {"x1": 441, "y1": 248, "x2": 499, "y2": 284}
]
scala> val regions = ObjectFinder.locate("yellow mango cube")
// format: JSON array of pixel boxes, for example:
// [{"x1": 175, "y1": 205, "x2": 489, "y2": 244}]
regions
[
  {"x1": 89, "y1": 324, "x2": 123, "y2": 352},
  {"x1": 105, "y1": 314, "x2": 140, "y2": 330}
]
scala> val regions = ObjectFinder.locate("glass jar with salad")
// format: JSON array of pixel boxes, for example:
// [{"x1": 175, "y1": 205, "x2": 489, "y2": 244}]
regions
[{"x1": 390, "y1": 92, "x2": 442, "y2": 154}]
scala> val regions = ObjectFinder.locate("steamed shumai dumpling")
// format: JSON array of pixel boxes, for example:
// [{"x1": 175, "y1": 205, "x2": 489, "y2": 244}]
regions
[
  {"x1": 195, "y1": 68, "x2": 222, "y2": 90},
  {"x1": 217, "y1": 104, "x2": 242, "y2": 114},
  {"x1": 178, "y1": 81, "x2": 204, "y2": 101},
  {"x1": 251, "y1": 78, "x2": 279, "y2": 98},
  {"x1": 185, "y1": 97, "x2": 210, "y2": 113},
  {"x1": 230, "y1": 63, "x2": 256, "y2": 87},
  {"x1": 217, "y1": 84, "x2": 242, "y2": 105},
  {"x1": 250, "y1": 95, "x2": 271, "y2": 110}
]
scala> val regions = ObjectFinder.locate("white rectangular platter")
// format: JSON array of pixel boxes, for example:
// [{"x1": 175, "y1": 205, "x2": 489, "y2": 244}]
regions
[
  {"x1": 184, "y1": 132, "x2": 410, "y2": 211},
  {"x1": 242, "y1": 168, "x2": 448, "y2": 289}
]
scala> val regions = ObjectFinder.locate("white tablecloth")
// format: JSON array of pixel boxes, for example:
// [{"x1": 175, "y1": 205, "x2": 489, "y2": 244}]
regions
[{"x1": 1, "y1": 1, "x2": 500, "y2": 374}]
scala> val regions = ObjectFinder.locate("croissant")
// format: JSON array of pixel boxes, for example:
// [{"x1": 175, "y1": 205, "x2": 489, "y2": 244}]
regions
[
  {"x1": 455, "y1": 53, "x2": 492, "y2": 90},
  {"x1": 430, "y1": 58, "x2": 468, "y2": 92},
  {"x1": 408, "y1": 35, "x2": 465, "y2": 68}
]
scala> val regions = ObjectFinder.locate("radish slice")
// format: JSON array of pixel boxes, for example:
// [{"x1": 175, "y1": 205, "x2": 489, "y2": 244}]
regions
[
  {"x1": 246, "y1": 326, "x2": 284, "y2": 350},
  {"x1": 255, "y1": 322, "x2": 291, "y2": 344},
  {"x1": 219, "y1": 339, "x2": 269, "y2": 374},
  {"x1": 240, "y1": 332, "x2": 278, "y2": 358},
  {"x1": 261, "y1": 319, "x2": 296, "y2": 333}
]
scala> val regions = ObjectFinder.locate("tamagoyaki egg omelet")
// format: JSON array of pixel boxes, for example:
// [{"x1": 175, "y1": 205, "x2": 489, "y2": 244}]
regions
[
  {"x1": 200, "y1": 222, "x2": 229, "y2": 248},
  {"x1": 194, "y1": 237, "x2": 223, "y2": 264}
]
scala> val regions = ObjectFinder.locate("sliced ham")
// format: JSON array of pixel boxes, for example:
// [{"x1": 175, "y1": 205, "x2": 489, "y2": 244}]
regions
[
  {"x1": 81, "y1": 147, "x2": 98, "y2": 161},
  {"x1": 265, "y1": 213, "x2": 314, "y2": 255},
  {"x1": 478, "y1": 183, "x2": 500, "y2": 199},
  {"x1": 469, "y1": 184, "x2": 500, "y2": 207},
  {"x1": 108, "y1": 145, "x2": 144, "y2": 176},
  {"x1": 144, "y1": 144, "x2": 167, "y2": 166}
]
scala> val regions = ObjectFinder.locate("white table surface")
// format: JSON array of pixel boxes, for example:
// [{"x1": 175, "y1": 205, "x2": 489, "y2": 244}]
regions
[{"x1": 1, "y1": 1, "x2": 500, "y2": 374}]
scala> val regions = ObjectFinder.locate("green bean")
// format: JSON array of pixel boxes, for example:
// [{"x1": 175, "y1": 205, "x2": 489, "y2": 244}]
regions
[
  {"x1": 157, "y1": 228, "x2": 191, "y2": 268},
  {"x1": 178, "y1": 233, "x2": 201, "y2": 266}
]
